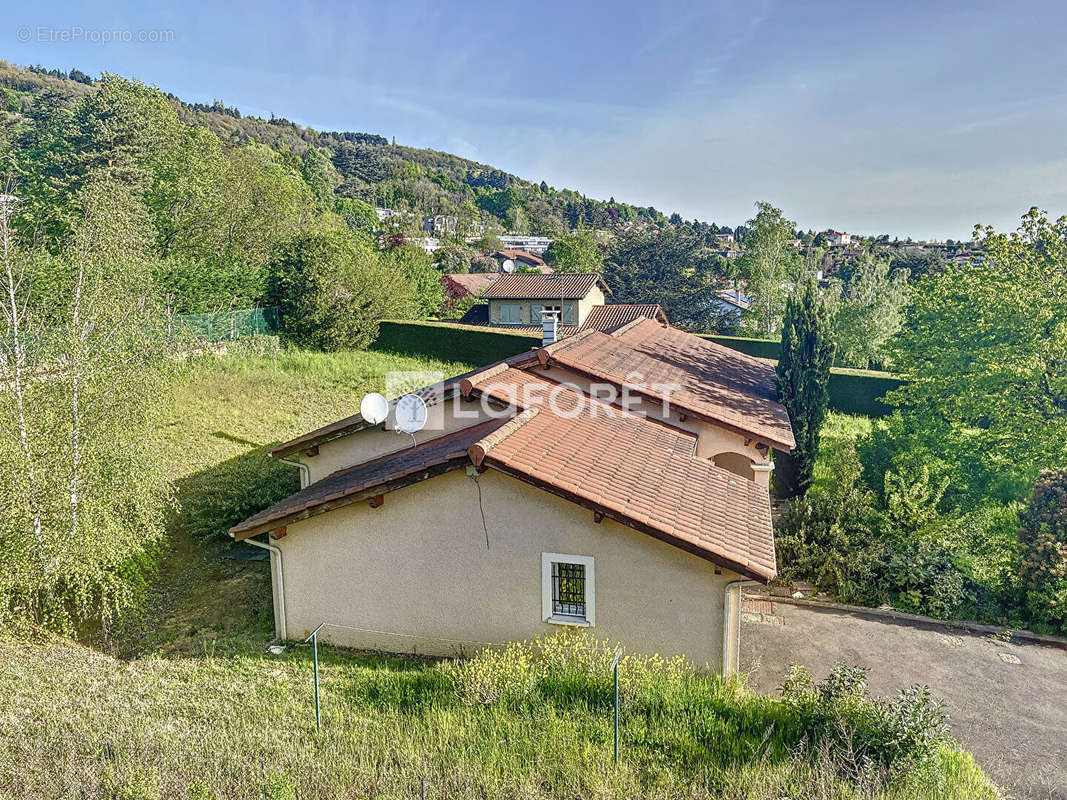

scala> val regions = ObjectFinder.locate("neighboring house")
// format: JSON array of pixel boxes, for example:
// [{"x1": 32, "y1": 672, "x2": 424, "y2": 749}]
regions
[
  {"x1": 579, "y1": 304, "x2": 668, "y2": 333},
  {"x1": 408, "y1": 236, "x2": 441, "y2": 254},
  {"x1": 710, "y1": 288, "x2": 752, "y2": 327},
  {"x1": 488, "y1": 249, "x2": 551, "y2": 273},
  {"x1": 498, "y1": 234, "x2": 553, "y2": 254},
  {"x1": 230, "y1": 318, "x2": 794, "y2": 672},
  {"x1": 481, "y1": 273, "x2": 609, "y2": 329},
  {"x1": 824, "y1": 230, "x2": 851, "y2": 247}
]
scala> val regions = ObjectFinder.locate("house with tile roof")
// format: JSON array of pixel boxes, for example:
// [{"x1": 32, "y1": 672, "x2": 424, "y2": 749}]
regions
[
  {"x1": 487, "y1": 249, "x2": 552, "y2": 273},
  {"x1": 231, "y1": 319, "x2": 794, "y2": 672},
  {"x1": 481, "y1": 273, "x2": 609, "y2": 330}
]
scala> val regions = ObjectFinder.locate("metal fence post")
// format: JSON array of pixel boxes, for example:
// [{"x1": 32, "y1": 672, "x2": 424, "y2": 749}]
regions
[
  {"x1": 303, "y1": 623, "x2": 326, "y2": 729},
  {"x1": 611, "y1": 647, "x2": 622, "y2": 764}
]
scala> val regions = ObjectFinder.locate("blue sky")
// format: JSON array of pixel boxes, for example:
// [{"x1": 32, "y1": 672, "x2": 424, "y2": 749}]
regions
[{"x1": 5, "y1": 0, "x2": 1067, "y2": 239}]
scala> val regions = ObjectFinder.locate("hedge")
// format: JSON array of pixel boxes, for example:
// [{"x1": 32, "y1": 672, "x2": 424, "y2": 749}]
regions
[
  {"x1": 373, "y1": 320, "x2": 900, "y2": 417},
  {"x1": 701, "y1": 334, "x2": 780, "y2": 360},
  {"x1": 373, "y1": 320, "x2": 539, "y2": 365}
]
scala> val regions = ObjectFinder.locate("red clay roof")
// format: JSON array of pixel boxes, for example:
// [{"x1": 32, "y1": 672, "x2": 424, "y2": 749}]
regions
[
  {"x1": 579, "y1": 304, "x2": 668, "y2": 333},
  {"x1": 232, "y1": 418, "x2": 512, "y2": 539},
  {"x1": 481, "y1": 273, "x2": 609, "y2": 300},
  {"x1": 461, "y1": 367, "x2": 776, "y2": 581},
  {"x1": 442, "y1": 273, "x2": 498, "y2": 297},
  {"x1": 541, "y1": 318, "x2": 794, "y2": 451},
  {"x1": 493, "y1": 249, "x2": 546, "y2": 267}
]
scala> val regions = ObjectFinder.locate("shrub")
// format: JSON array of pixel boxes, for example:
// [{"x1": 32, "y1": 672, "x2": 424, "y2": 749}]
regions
[
  {"x1": 1018, "y1": 468, "x2": 1067, "y2": 633},
  {"x1": 267, "y1": 230, "x2": 417, "y2": 350},
  {"x1": 779, "y1": 663, "x2": 949, "y2": 776}
]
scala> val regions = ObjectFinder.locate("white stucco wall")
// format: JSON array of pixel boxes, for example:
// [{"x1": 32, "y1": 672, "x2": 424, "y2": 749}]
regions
[{"x1": 271, "y1": 469, "x2": 740, "y2": 668}]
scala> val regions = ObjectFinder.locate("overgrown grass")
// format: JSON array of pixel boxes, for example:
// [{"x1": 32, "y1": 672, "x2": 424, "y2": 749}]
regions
[
  {"x1": 0, "y1": 632, "x2": 998, "y2": 800},
  {"x1": 113, "y1": 346, "x2": 474, "y2": 657},
  {"x1": 0, "y1": 351, "x2": 998, "y2": 799}
]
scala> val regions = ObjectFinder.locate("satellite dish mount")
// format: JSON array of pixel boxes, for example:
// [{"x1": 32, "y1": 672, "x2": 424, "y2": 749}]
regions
[{"x1": 394, "y1": 393, "x2": 428, "y2": 447}]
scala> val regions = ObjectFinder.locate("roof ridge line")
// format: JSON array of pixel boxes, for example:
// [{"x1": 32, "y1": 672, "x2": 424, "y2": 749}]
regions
[
  {"x1": 459, "y1": 361, "x2": 511, "y2": 397},
  {"x1": 467, "y1": 408, "x2": 539, "y2": 466},
  {"x1": 604, "y1": 316, "x2": 651, "y2": 338},
  {"x1": 535, "y1": 327, "x2": 600, "y2": 366}
]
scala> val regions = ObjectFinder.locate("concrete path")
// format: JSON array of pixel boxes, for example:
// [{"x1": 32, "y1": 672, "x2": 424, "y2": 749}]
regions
[{"x1": 740, "y1": 598, "x2": 1067, "y2": 799}]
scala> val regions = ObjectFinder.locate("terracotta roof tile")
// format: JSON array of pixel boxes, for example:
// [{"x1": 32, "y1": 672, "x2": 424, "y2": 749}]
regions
[
  {"x1": 462, "y1": 369, "x2": 777, "y2": 581},
  {"x1": 579, "y1": 304, "x2": 668, "y2": 333},
  {"x1": 481, "y1": 273, "x2": 609, "y2": 300},
  {"x1": 542, "y1": 318, "x2": 795, "y2": 450}
]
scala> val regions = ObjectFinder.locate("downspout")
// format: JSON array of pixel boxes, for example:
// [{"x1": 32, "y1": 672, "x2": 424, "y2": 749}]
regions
[
  {"x1": 277, "y1": 456, "x2": 310, "y2": 489},
  {"x1": 722, "y1": 579, "x2": 758, "y2": 676},
  {"x1": 245, "y1": 535, "x2": 287, "y2": 641}
]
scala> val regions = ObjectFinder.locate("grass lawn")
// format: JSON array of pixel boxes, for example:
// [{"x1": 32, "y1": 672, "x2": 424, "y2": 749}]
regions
[{"x1": 0, "y1": 351, "x2": 999, "y2": 799}]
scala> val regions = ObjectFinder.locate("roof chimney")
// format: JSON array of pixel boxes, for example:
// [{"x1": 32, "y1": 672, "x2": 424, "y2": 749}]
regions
[{"x1": 541, "y1": 308, "x2": 558, "y2": 346}]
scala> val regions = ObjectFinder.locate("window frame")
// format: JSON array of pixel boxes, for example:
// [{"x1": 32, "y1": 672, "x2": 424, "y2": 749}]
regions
[
  {"x1": 541, "y1": 552, "x2": 595, "y2": 626},
  {"x1": 499, "y1": 303, "x2": 521, "y2": 324}
]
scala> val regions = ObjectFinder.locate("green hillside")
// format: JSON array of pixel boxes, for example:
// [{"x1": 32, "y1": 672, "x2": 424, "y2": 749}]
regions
[{"x1": 0, "y1": 61, "x2": 710, "y2": 239}]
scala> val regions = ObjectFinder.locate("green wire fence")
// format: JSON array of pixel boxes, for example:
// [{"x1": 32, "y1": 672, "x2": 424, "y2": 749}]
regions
[{"x1": 168, "y1": 307, "x2": 279, "y2": 343}]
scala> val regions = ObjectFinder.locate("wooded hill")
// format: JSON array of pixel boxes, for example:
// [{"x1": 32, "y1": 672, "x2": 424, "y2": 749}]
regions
[{"x1": 0, "y1": 62, "x2": 696, "y2": 237}]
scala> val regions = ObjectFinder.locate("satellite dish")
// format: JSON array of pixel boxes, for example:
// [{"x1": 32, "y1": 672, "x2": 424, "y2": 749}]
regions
[
  {"x1": 394, "y1": 393, "x2": 428, "y2": 435},
  {"x1": 501, "y1": 259, "x2": 515, "y2": 273},
  {"x1": 359, "y1": 392, "x2": 389, "y2": 425}
]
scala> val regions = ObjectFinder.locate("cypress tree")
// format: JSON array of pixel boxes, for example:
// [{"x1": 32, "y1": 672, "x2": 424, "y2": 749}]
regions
[{"x1": 775, "y1": 275, "x2": 836, "y2": 496}]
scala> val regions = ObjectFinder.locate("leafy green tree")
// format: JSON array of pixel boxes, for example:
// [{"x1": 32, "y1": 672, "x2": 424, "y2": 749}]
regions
[
  {"x1": 470, "y1": 256, "x2": 497, "y2": 274},
  {"x1": 604, "y1": 226, "x2": 720, "y2": 330},
  {"x1": 1018, "y1": 469, "x2": 1067, "y2": 634},
  {"x1": 890, "y1": 248, "x2": 946, "y2": 280},
  {"x1": 383, "y1": 245, "x2": 445, "y2": 319},
  {"x1": 300, "y1": 145, "x2": 340, "y2": 208},
  {"x1": 738, "y1": 202, "x2": 800, "y2": 337},
  {"x1": 775, "y1": 276, "x2": 836, "y2": 497},
  {"x1": 887, "y1": 208, "x2": 1067, "y2": 495},
  {"x1": 831, "y1": 255, "x2": 909, "y2": 369},
  {"x1": 0, "y1": 177, "x2": 172, "y2": 633},
  {"x1": 433, "y1": 244, "x2": 475, "y2": 274},
  {"x1": 543, "y1": 229, "x2": 603, "y2": 273},
  {"x1": 268, "y1": 230, "x2": 415, "y2": 350}
]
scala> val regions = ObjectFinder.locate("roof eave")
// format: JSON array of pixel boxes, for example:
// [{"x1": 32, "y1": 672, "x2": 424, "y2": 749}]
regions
[
  {"x1": 229, "y1": 454, "x2": 472, "y2": 541},
  {"x1": 480, "y1": 457, "x2": 776, "y2": 584}
]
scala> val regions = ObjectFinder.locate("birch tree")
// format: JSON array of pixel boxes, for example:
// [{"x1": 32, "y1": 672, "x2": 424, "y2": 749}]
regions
[{"x1": 0, "y1": 176, "x2": 172, "y2": 632}]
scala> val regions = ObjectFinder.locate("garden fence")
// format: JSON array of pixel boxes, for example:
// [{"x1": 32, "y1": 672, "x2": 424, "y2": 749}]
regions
[{"x1": 169, "y1": 307, "x2": 279, "y2": 343}]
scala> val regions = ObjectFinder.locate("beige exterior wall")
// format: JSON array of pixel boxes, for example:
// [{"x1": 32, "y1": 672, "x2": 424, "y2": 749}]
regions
[
  {"x1": 488, "y1": 286, "x2": 605, "y2": 328},
  {"x1": 538, "y1": 364, "x2": 770, "y2": 485},
  {"x1": 272, "y1": 469, "x2": 741, "y2": 668},
  {"x1": 298, "y1": 397, "x2": 498, "y2": 484},
  {"x1": 576, "y1": 286, "x2": 606, "y2": 323}
]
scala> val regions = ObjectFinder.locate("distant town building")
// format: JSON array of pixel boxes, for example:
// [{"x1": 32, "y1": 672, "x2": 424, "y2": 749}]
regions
[
  {"x1": 824, "y1": 231, "x2": 851, "y2": 247},
  {"x1": 423, "y1": 215, "x2": 458, "y2": 236},
  {"x1": 408, "y1": 237, "x2": 441, "y2": 254},
  {"x1": 375, "y1": 207, "x2": 408, "y2": 223},
  {"x1": 498, "y1": 234, "x2": 553, "y2": 254}
]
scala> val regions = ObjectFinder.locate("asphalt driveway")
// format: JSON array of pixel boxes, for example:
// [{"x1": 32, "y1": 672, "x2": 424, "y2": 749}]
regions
[{"x1": 740, "y1": 597, "x2": 1067, "y2": 799}]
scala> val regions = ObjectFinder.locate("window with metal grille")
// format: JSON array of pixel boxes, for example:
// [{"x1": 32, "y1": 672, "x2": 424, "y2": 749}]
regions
[
  {"x1": 542, "y1": 552, "x2": 594, "y2": 625},
  {"x1": 552, "y1": 562, "x2": 585, "y2": 617}
]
